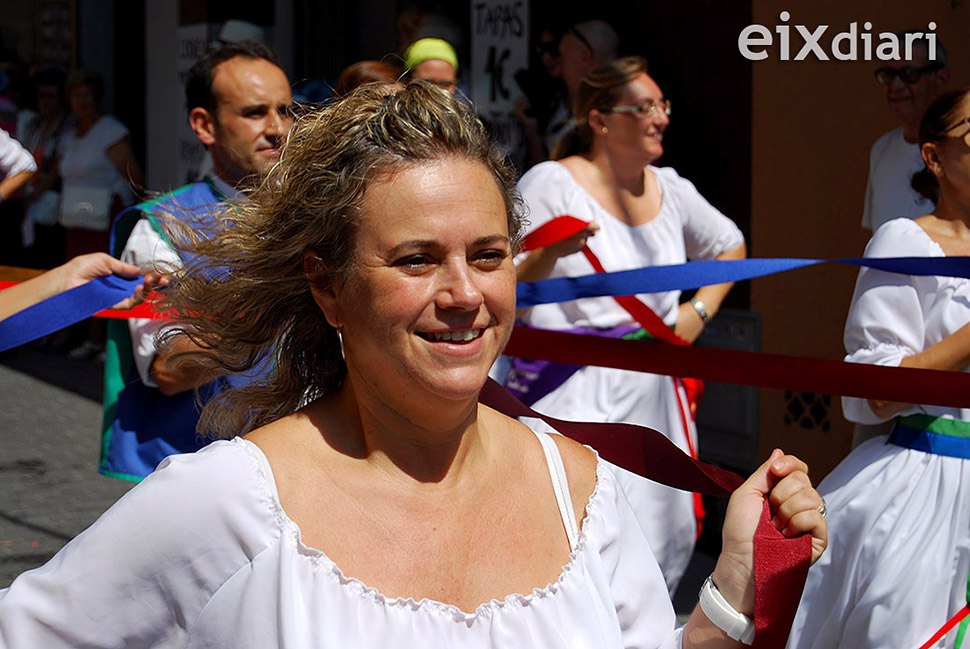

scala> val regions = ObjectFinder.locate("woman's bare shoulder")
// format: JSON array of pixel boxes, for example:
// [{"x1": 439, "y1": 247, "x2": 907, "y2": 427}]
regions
[
  {"x1": 482, "y1": 406, "x2": 598, "y2": 520},
  {"x1": 556, "y1": 155, "x2": 592, "y2": 177}
]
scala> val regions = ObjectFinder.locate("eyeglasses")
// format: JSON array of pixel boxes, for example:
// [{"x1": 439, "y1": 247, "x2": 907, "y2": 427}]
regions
[
  {"x1": 608, "y1": 99, "x2": 672, "y2": 119},
  {"x1": 874, "y1": 63, "x2": 944, "y2": 86},
  {"x1": 946, "y1": 115, "x2": 970, "y2": 137},
  {"x1": 566, "y1": 25, "x2": 594, "y2": 55}
]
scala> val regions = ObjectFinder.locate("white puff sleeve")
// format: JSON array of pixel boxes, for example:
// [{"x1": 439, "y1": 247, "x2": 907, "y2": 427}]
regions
[
  {"x1": 0, "y1": 441, "x2": 278, "y2": 648},
  {"x1": 654, "y1": 167, "x2": 744, "y2": 261},
  {"x1": 841, "y1": 219, "x2": 935, "y2": 424},
  {"x1": 594, "y1": 461, "x2": 685, "y2": 649}
]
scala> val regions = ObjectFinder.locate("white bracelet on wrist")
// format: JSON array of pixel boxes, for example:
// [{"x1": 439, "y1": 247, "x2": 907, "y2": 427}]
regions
[{"x1": 698, "y1": 575, "x2": 755, "y2": 645}]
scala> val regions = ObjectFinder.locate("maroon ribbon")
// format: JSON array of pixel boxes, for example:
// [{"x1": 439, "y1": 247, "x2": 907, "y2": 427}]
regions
[
  {"x1": 479, "y1": 379, "x2": 812, "y2": 647},
  {"x1": 505, "y1": 326, "x2": 970, "y2": 409}
]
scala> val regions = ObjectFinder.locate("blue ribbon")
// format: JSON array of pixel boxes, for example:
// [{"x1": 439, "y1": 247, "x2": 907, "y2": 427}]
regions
[
  {"x1": 4, "y1": 255, "x2": 970, "y2": 353},
  {"x1": 0, "y1": 275, "x2": 142, "y2": 353},
  {"x1": 516, "y1": 256, "x2": 970, "y2": 307}
]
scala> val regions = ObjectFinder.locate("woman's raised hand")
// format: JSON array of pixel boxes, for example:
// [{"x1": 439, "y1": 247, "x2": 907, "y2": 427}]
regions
[{"x1": 710, "y1": 449, "x2": 827, "y2": 616}]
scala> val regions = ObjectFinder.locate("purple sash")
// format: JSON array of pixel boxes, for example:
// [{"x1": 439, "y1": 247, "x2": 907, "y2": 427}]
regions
[{"x1": 503, "y1": 324, "x2": 639, "y2": 406}]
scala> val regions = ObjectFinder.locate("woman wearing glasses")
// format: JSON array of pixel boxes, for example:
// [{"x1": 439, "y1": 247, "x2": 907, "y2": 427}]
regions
[
  {"x1": 788, "y1": 87, "x2": 970, "y2": 649},
  {"x1": 504, "y1": 56, "x2": 747, "y2": 594}
]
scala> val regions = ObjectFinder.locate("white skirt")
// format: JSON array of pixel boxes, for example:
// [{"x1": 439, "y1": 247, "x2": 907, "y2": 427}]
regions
[{"x1": 787, "y1": 435, "x2": 970, "y2": 649}]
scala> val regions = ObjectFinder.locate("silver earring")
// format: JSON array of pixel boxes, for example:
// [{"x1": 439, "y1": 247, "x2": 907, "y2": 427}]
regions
[{"x1": 336, "y1": 328, "x2": 345, "y2": 360}]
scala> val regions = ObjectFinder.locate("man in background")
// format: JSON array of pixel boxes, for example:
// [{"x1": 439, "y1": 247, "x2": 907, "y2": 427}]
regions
[
  {"x1": 103, "y1": 41, "x2": 293, "y2": 481},
  {"x1": 862, "y1": 31, "x2": 948, "y2": 233}
]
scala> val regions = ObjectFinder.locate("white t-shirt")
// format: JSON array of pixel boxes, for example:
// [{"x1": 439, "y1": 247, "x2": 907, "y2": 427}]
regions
[
  {"x1": 861, "y1": 128, "x2": 934, "y2": 232},
  {"x1": 0, "y1": 435, "x2": 684, "y2": 649},
  {"x1": 58, "y1": 114, "x2": 133, "y2": 204}
]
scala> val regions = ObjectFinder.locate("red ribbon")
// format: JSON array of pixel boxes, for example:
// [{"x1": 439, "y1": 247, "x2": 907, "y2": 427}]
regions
[
  {"x1": 917, "y1": 605, "x2": 970, "y2": 649},
  {"x1": 521, "y1": 216, "x2": 685, "y2": 346}
]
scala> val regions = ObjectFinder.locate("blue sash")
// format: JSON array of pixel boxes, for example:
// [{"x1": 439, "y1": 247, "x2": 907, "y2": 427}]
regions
[
  {"x1": 100, "y1": 180, "x2": 256, "y2": 481},
  {"x1": 889, "y1": 414, "x2": 970, "y2": 460}
]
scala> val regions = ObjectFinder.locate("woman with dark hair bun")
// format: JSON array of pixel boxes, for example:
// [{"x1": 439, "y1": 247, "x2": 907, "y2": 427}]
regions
[
  {"x1": 505, "y1": 56, "x2": 747, "y2": 594},
  {"x1": 789, "y1": 86, "x2": 970, "y2": 649}
]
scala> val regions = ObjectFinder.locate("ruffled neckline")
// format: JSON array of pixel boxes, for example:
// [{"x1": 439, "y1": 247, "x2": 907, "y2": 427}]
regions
[{"x1": 238, "y1": 437, "x2": 607, "y2": 623}]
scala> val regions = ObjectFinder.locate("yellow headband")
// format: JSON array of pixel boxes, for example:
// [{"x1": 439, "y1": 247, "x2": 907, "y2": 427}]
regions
[{"x1": 404, "y1": 38, "x2": 458, "y2": 73}]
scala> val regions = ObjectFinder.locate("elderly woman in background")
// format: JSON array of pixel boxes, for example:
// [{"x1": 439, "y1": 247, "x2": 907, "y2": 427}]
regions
[
  {"x1": 505, "y1": 56, "x2": 748, "y2": 594},
  {"x1": 57, "y1": 69, "x2": 144, "y2": 358},
  {"x1": 788, "y1": 87, "x2": 970, "y2": 649},
  {"x1": 59, "y1": 70, "x2": 143, "y2": 258},
  {"x1": 0, "y1": 82, "x2": 823, "y2": 648}
]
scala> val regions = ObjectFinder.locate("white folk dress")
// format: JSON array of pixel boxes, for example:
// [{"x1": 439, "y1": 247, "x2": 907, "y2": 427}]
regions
[
  {"x1": 787, "y1": 218, "x2": 970, "y2": 649},
  {"x1": 0, "y1": 432, "x2": 685, "y2": 648},
  {"x1": 513, "y1": 161, "x2": 744, "y2": 593}
]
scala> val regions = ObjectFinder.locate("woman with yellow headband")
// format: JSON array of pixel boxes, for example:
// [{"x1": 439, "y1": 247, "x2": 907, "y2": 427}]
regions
[{"x1": 404, "y1": 37, "x2": 459, "y2": 93}]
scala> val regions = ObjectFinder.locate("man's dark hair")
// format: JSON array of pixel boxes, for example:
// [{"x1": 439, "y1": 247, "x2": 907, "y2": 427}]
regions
[{"x1": 185, "y1": 41, "x2": 280, "y2": 114}]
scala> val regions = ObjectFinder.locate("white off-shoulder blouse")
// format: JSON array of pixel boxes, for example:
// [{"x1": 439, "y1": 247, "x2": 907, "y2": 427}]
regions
[
  {"x1": 842, "y1": 217, "x2": 970, "y2": 424},
  {"x1": 0, "y1": 434, "x2": 684, "y2": 648}
]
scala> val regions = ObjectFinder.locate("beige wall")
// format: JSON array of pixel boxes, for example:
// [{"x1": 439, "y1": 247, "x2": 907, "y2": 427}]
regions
[{"x1": 750, "y1": 0, "x2": 970, "y2": 477}]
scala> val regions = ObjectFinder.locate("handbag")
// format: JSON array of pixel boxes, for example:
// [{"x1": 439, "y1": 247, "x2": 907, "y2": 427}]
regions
[{"x1": 59, "y1": 185, "x2": 113, "y2": 231}]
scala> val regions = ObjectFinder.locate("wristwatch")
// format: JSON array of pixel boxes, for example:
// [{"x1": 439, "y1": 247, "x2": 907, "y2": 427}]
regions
[{"x1": 689, "y1": 298, "x2": 710, "y2": 324}]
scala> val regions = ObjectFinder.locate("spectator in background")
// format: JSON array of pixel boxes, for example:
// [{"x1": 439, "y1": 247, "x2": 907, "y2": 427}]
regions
[
  {"x1": 404, "y1": 37, "x2": 458, "y2": 94},
  {"x1": 59, "y1": 70, "x2": 143, "y2": 259},
  {"x1": 515, "y1": 26, "x2": 570, "y2": 168},
  {"x1": 334, "y1": 60, "x2": 402, "y2": 97},
  {"x1": 558, "y1": 19, "x2": 619, "y2": 112},
  {"x1": 862, "y1": 31, "x2": 948, "y2": 233},
  {"x1": 57, "y1": 69, "x2": 144, "y2": 359},
  {"x1": 19, "y1": 68, "x2": 72, "y2": 269}
]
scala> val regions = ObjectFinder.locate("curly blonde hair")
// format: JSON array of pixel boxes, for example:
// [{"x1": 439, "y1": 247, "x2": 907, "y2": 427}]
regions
[{"x1": 161, "y1": 81, "x2": 523, "y2": 437}]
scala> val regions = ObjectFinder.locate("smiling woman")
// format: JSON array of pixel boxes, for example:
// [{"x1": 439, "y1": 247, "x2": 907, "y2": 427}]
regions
[{"x1": 0, "y1": 81, "x2": 826, "y2": 649}]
